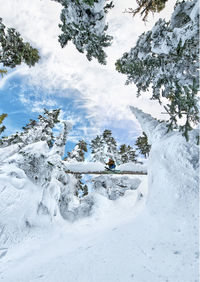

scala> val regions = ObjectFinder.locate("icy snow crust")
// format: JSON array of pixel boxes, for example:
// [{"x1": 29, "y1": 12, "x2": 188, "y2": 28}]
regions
[{"x1": 0, "y1": 107, "x2": 199, "y2": 281}]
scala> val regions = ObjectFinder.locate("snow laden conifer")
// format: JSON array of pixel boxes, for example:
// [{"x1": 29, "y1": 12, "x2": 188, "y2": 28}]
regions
[
  {"x1": 53, "y1": 0, "x2": 113, "y2": 64},
  {"x1": 90, "y1": 129, "x2": 120, "y2": 164},
  {"x1": 67, "y1": 140, "x2": 88, "y2": 162},
  {"x1": 119, "y1": 144, "x2": 137, "y2": 163},
  {"x1": 0, "y1": 18, "x2": 40, "y2": 69},
  {"x1": 90, "y1": 135, "x2": 105, "y2": 162},
  {"x1": 0, "y1": 109, "x2": 60, "y2": 148},
  {"x1": 102, "y1": 129, "x2": 120, "y2": 163},
  {"x1": 116, "y1": 0, "x2": 199, "y2": 140},
  {"x1": 135, "y1": 132, "x2": 151, "y2": 158}
]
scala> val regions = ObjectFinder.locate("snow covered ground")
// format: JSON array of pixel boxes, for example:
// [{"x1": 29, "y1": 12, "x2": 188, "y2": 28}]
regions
[
  {"x1": 0, "y1": 172, "x2": 198, "y2": 282},
  {"x1": 0, "y1": 175, "x2": 148, "y2": 282},
  {"x1": 0, "y1": 107, "x2": 199, "y2": 282}
]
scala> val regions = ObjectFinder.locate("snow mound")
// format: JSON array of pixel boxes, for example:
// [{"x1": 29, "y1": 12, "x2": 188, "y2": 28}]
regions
[{"x1": 92, "y1": 174, "x2": 142, "y2": 200}]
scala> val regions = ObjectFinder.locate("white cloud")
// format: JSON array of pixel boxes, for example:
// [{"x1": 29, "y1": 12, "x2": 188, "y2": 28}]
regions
[{"x1": 0, "y1": 0, "x2": 176, "y2": 141}]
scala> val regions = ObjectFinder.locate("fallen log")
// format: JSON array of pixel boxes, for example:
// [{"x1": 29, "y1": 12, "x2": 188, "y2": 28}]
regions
[{"x1": 65, "y1": 170, "x2": 147, "y2": 175}]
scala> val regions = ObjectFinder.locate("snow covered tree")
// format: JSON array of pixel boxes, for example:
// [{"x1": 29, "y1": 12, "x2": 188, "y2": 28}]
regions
[
  {"x1": 90, "y1": 135, "x2": 105, "y2": 162},
  {"x1": 116, "y1": 0, "x2": 199, "y2": 140},
  {"x1": 135, "y1": 132, "x2": 151, "y2": 158},
  {"x1": 53, "y1": 0, "x2": 113, "y2": 64},
  {"x1": 119, "y1": 144, "x2": 137, "y2": 163},
  {"x1": 90, "y1": 129, "x2": 120, "y2": 164},
  {"x1": 67, "y1": 140, "x2": 87, "y2": 162},
  {"x1": 0, "y1": 109, "x2": 60, "y2": 148},
  {"x1": 125, "y1": 0, "x2": 167, "y2": 21},
  {"x1": 102, "y1": 129, "x2": 120, "y2": 163},
  {"x1": 0, "y1": 18, "x2": 40, "y2": 69}
]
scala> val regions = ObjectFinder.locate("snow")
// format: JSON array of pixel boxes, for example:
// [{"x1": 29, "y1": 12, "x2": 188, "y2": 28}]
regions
[
  {"x1": 64, "y1": 160, "x2": 106, "y2": 172},
  {"x1": 0, "y1": 175, "x2": 148, "y2": 282},
  {"x1": 64, "y1": 160, "x2": 147, "y2": 173},
  {"x1": 118, "y1": 162, "x2": 147, "y2": 172},
  {"x1": 0, "y1": 107, "x2": 199, "y2": 281}
]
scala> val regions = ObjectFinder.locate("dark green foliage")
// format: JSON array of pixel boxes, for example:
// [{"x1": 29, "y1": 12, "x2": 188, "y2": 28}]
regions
[
  {"x1": 125, "y1": 0, "x2": 167, "y2": 21},
  {"x1": 103, "y1": 129, "x2": 117, "y2": 150},
  {"x1": 53, "y1": 0, "x2": 113, "y2": 64},
  {"x1": 0, "y1": 69, "x2": 7, "y2": 77},
  {"x1": 0, "y1": 18, "x2": 40, "y2": 68},
  {"x1": 135, "y1": 132, "x2": 151, "y2": 158},
  {"x1": 104, "y1": 1, "x2": 114, "y2": 13},
  {"x1": 116, "y1": 0, "x2": 199, "y2": 140},
  {"x1": 90, "y1": 135, "x2": 103, "y2": 153},
  {"x1": 0, "y1": 113, "x2": 7, "y2": 135},
  {"x1": 83, "y1": 0, "x2": 96, "y2": 6}
]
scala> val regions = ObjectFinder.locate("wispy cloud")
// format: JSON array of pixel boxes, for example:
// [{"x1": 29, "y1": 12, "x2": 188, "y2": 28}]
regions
[{"x1": 0, "y1": 0, "x2": 175, "y2": 144}]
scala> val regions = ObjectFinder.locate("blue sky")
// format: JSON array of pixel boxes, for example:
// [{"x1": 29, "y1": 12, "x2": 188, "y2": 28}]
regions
[
  {"x1": 0, "y1": 0, "x2": 175, "y2": 156},
  {"x1": 0, "y1": 74, "x2": 141, "y2": 155}
]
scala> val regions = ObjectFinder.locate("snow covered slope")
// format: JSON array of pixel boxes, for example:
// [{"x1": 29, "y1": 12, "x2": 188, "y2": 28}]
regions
[{"x1": 0, "y1": 107, "x2": 198, "y2": 282}]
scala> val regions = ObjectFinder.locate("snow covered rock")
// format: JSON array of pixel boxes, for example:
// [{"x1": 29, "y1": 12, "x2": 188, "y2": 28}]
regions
[{"x1": 93, "y1": 175, "x2": 141, "y2": 200}]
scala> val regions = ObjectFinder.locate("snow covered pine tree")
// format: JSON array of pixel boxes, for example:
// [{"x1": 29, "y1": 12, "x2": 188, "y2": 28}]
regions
[
  {"x1": 116, "y1": 0, "x2": 199, "y2": 140},
  {"x1": 135, "y1": 132, "x2": 151, "y2": 159},
  {"x1": 0, "y1": 109, "x2": 60, "y2": 148},
  {"x1": 52, "y1": 0, "x2": 113, "y2": 64},
  {"x1": 90, "y1": 135, "x2": 105, "y2": 163},
  {"x1": 90, "y1": 129, "x2": 121, "y2": 164},
  {"x1": 119, "y1": 144, "x2": 137, "y2": 163},
  {"x1": 0, "y1": 18, "x2": 39, "y2": 135},
  {"x1": 0, "y1": 18, "x2": 40, "y2": 69}
]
